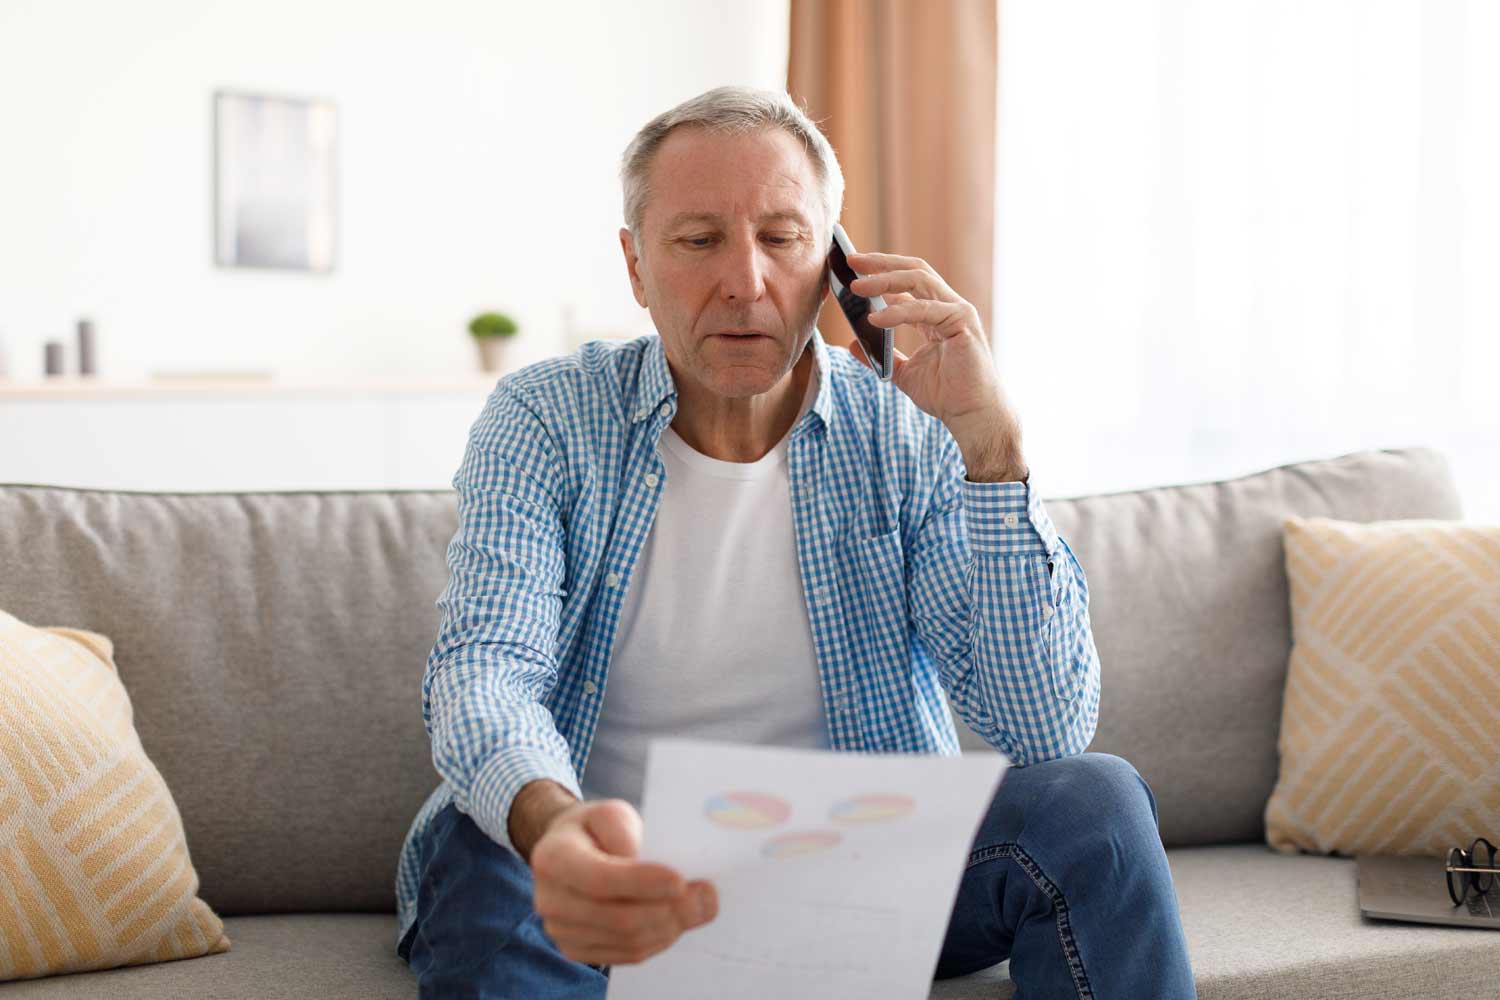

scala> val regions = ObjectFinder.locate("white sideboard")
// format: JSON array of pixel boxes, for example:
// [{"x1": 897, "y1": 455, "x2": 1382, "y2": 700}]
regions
[{"x1": 0, "y1": 376, "x2": 503, "y2": 491}]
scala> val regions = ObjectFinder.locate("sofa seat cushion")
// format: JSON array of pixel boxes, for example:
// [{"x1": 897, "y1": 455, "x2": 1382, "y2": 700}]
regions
[
  {"x1": 0, "y1": 914, "x2": 411, "y2": 999},
  {"x1": 933, "y1": 843, "x2": 1500, "y2": 999},
  {"x1": 4, "y1": 846, "x2": 1496, "y2": 998}
]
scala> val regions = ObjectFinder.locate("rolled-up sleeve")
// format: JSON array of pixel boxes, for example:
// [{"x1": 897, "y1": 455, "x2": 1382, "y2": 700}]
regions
[
  {"x1": 421, "y1": 388, "x2": 583, "y2": 856},
  {"x1": 908, "y1": 433, "x2": 1101, "y2": 765}
]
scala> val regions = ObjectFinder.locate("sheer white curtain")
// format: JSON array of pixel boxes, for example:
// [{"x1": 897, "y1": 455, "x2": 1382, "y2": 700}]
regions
[{"x1": 994, "y1": 0, "x2": 1500, "y2": 520}]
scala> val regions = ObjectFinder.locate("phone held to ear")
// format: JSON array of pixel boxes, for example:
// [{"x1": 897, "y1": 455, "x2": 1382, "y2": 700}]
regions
[{"x1": 827, "y1": 223, "x2": 895, "y2": 381}]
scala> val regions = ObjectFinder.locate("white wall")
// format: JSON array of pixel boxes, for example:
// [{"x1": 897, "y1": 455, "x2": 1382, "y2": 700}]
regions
[{"x1": 0, "y1": 0, "x2": 790, "y2": 379}]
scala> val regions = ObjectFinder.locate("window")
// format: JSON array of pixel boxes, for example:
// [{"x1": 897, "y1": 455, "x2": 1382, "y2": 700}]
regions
[{"x1": 995, "y1": 0, "x2": 1499, "y2": 518}]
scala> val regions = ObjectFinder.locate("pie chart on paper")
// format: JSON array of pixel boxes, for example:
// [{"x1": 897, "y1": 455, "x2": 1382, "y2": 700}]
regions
[
  {"x1": 702, "y1": 791, "x2": 791, "y2": 830},
  {"x1": 760, "y1": 830, "x2": 842, "y2": 859},
  {"x1": 829, "y1": 793, "x2": 916, "y2": 824}
]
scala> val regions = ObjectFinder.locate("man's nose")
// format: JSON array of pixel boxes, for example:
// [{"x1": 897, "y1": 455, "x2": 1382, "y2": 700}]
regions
[{"x1": 717, "y1": 234, "x2": 767, "y2": 303}]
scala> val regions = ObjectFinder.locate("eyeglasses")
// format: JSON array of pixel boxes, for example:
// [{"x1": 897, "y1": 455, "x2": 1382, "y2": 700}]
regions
[{"x1": 1445, "y1": 838, "x2": 1498, "y2": 907}]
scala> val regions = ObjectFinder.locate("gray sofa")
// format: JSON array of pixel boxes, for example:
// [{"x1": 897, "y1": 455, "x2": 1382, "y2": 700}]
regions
[{"x1": 2, "y1": 446, "x2": 1495, "y2": 999}]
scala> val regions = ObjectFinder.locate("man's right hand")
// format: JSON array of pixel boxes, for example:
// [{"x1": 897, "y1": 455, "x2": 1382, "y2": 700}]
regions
[{"x1": 529, "y1": 797, "x2": 719, "y2": 967}]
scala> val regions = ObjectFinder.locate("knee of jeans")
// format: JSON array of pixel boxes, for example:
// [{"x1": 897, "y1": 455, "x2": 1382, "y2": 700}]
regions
[
  {"x1": 419, "y1": 802, "x2": 536, "y2": 915},
  {"x1": 1056, "y1": 752, "x2": 1160, "y2": 836}
]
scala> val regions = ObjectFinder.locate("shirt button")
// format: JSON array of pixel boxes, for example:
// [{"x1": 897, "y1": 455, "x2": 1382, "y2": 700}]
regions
[
  {"x1": 659, "y1": 403, "x2": 671, "y2": 418},
  {"x1": 813, "y1": 586, "x2": 829, "y2": 604},
  {"x1": 644, "y1": 473, "x2": 659, "y2": 488},
  {"x1": 583, "y1": 681, "x2": 598, "y2": 695},
  {"x1": 605, "y1": 572, "x2": 621, "y2": 589},
  {"x1": 1042, "y1": 605, "x2": 1055, "y2": 621},
  {"x1": 1004, "y1": 513, "x2": 1020, "y2": 528}
]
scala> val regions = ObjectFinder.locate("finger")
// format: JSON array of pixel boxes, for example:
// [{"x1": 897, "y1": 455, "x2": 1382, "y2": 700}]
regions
[
  {"x1": 684, "y1": 879, "x2": 718, "y2": 927},
  {"x1": 868, "y1": 298, "x2": 972, "y2": 339},
  {"x1": 845, "y1": 251, "x2": 931, "y2": 274},
  {"x1": 540, "y1": 837, "x2": 684, "y2": 901},
  {"x1": 565, "y1": 855, "x2": 684, "y2": 902},
  {"x1": 543, "y1": 912, "x2": 673, "y2": 953},
  {"x1": 536, "y1": 878, "x2": 717, "y2": 937},
  {"x1": 535, "y1": 882, "x2": 675, "y2": 933},
  {"x1": 584, "y1": 799, "x2": 642, "y2": 859},
  {"x1": 542, "y1": 882, "x2": 716, "y2": 966},
  {"x1": 870, "y1": 291, "x2": 941, "y2": 342},
  {"x1": 846, "y1": 253, "x2": 963, "y2": 302},
  {"x1": 849, "y1": 268, "x2": 958, "y2": 303},
  {"x1": 582, "y1": 800, "x2": 688, "y2": 899}
]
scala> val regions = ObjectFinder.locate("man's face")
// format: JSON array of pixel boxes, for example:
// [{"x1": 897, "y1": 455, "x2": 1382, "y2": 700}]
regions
[{"x1": 619, "y1": 126, "x2": 829, "y2": 399}]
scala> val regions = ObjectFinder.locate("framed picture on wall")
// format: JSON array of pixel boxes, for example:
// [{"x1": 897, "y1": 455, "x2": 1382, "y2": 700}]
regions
[{"x1": 213, "y1": 90, "x2": 338, "y2": 272}]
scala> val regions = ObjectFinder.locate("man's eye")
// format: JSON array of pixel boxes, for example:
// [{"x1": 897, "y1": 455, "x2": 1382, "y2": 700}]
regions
[{"x1": 682, "y1": 235, "x2": 797, "y2": 248}]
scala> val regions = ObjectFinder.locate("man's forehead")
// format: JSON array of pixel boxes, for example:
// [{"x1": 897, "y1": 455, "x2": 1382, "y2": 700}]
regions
[
  {"x1": 663, "y1": 208, "x2": 814, "y2": 229},
  {"x1": 648, "y1": 126, "x2": 820, "y2": 231}
]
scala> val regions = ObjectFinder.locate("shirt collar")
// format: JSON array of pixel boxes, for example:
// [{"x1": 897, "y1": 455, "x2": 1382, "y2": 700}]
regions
[
  {"x1": 805, "y1": 331, "x2": 836, "y2": 431},
  {"x1": 631, "y1": 335, "x2": 676, "y2": 423},
  {"x1": 630, "y1": 331, "x2": 838, "y2": 430}
]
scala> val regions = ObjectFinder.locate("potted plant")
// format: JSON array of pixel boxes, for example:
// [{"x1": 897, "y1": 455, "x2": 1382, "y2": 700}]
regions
[{"x1": 468, "y1": 310, "x2": 519, "y2": 373}]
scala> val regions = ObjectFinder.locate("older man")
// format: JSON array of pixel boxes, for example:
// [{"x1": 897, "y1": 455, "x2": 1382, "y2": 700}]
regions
[{"x1": 394, "y1": 85, "x2": 1196, "y2": 999}]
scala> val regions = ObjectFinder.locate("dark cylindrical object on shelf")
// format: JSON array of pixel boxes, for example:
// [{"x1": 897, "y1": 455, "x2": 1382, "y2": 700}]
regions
[
  {"x1": 77, "y1": 318, "x2": 97, "y2": 376},
  {"x1": 44, "y1": 340, "x2": 65, "y2": 376}
]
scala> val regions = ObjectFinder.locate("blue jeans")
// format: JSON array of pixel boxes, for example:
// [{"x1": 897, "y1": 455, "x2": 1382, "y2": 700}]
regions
[{"x1": 398, "y1": 752, "x2": 1197, "y2": 999}]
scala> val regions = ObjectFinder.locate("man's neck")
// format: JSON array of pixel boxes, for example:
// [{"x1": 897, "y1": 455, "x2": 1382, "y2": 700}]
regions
[{"x1": 669, "y1": 348, "x2": 814, "y2": 463}]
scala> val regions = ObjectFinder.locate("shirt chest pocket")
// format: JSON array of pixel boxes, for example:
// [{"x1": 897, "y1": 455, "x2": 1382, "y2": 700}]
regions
[{"x1": 840, "y1": 528, "x2": 912, "y2": 672}]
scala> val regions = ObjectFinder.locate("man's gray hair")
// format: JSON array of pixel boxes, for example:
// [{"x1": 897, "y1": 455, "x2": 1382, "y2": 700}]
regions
[{"x1": 619, "y1": 85, "x2": 845, "y2": 256}]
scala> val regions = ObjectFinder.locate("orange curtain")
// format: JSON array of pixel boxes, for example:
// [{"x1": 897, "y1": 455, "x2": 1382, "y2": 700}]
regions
[{"x1": 788, "y1": 0, "x2": 998, "y2": 355}]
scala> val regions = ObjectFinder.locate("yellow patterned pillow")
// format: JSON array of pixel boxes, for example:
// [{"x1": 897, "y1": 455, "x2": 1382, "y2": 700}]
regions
[
  {"x1": 0, "y1": 609, "x2": 230, "y2": 981},
  {"x1": 1265, "y1": 516, "x2": 1500, "y2": 857}
]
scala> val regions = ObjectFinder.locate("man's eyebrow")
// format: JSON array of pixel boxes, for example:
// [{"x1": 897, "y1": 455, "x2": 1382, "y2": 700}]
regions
[{"x1": 664, "y1": 210, "x2": 813, "y2": 229}]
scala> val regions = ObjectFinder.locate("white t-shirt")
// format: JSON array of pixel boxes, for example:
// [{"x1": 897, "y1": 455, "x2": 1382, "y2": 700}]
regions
[{"x1": 580, "y1": 386, "x2": 829, "y2": 808}]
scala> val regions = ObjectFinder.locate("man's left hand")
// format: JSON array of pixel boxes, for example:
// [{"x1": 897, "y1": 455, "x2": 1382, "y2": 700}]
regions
[{"x1": 846, "y1": 252, "x2": 1027, "y2": 483}]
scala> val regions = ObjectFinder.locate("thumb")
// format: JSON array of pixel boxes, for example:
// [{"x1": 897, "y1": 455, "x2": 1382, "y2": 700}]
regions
[{"x1": 583, "y1": 799, "x2": 643, "y2": 859}]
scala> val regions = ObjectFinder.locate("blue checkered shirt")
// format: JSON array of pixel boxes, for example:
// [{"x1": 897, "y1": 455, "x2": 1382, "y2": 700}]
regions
[{"x1": 395, "y1": 332, "x2": 1101, "y2": 947}]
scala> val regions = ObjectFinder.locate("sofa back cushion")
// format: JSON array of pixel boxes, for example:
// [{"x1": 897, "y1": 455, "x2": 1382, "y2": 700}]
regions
[
  {"x1": 951, "y1": 447, "x2": 1463, "y2": 847},
  {"x1": 0, "y1": 489, "x2": 455, "y2": 916},
  {"x1": 0, "y1": 446, "x2": 1464, "y2": 912}
]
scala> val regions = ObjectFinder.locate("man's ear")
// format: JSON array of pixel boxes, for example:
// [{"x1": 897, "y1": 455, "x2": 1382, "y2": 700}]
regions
[
  {"x1": 817, "y1": 226, "x2": 832, "y2": 298},
  {"x1": 618, "y1": 227, "x2": 648, "y2": 308}
]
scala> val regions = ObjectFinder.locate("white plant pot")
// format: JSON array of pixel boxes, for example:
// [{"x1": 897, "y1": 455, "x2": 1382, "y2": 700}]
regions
[{"x1": 474, "y1": 337, "x2": 513, "y2": 373}]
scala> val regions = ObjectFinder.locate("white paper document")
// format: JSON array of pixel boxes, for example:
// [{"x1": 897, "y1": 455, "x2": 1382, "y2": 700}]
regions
[{"x1": 605, "y1": 738, "x2": 1010, "y2": 1000}]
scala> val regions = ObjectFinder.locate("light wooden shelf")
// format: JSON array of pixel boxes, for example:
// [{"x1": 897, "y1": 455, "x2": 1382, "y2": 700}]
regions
[{"x1": 0, "y1": 374, "x2": 504, "y2": 400}]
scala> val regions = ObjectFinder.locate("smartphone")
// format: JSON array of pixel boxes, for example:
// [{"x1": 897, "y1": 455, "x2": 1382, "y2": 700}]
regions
[{"x1": 827, "y1": 223, "x2": 895, "y2": 381}]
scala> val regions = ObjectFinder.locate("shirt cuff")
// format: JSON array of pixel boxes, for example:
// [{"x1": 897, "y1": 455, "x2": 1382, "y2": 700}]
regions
[
  {"x1": 464, "y1": 746, "x2": 583, "y2": 858},
  {"x1": 961, "y1": 475, "x2": 1062, "y2": 560}
]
